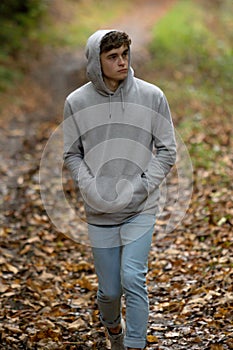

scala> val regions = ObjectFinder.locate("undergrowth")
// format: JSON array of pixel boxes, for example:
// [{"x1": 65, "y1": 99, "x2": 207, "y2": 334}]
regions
[
  {"x1": 0, "y1": 0, "x2": 131, "y2": 94},
  {"x1": 148, "y1": 0, "x2": 233, "y2": 176}
]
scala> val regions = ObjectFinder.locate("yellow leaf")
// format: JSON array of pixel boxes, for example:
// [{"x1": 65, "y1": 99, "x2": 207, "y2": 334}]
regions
[{"x1": 147, "y1": 335, "x2": 159, "y2": 343}]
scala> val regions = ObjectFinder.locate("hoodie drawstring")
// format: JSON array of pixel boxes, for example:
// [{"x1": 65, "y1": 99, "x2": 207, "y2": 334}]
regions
[
  {"x1": 109, "y1": 94, "x2": 112, "y2": 118},
  {"x1": 120, "y1": 88, "x2": 125, "y2": 111},
  {"x1": 108, "y1": 88, "x2": 125, "y2": 118}
]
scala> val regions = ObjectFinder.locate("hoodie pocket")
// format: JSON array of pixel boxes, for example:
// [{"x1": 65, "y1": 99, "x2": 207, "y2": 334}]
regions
[
  {"x1": 80, "y1": 172, "x2": 149, "y2": 215},
  {"x1": 81, "y1": 175, "x2": 134, "y2": 214},
  {"x1": 126, "y1": 173, "x2": 149, "y2": 211}
]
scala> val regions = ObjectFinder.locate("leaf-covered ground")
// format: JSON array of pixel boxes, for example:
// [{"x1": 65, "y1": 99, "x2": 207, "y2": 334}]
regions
[
  {"x1": 0, "y1": 0, "x2": 233, "y2": 349},
  {"x1": 0, "y1": 122, "x2": 232, "y2": 349}
]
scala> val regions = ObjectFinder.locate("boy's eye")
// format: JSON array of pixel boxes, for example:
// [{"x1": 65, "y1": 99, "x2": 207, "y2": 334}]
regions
[
  {"x1": 106, "y1": 50, "x2": 128, "y2": 60},
  {"x1": 109, "y1": 54, "x2": 117, "y2": 60}
]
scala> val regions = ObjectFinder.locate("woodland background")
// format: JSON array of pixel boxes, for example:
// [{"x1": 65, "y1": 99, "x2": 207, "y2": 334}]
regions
[{"x1": 0, "y1": 0, "x2": 232, "y2": 349}]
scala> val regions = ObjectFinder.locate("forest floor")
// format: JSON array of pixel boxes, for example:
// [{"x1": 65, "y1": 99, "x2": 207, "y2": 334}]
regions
[{"x1": 0, "y1": 0, "x2": 232, "y2": 349}]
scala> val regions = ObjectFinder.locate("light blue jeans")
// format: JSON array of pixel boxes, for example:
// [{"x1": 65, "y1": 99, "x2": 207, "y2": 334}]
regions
[{"x1": 88, "y1": 214, "x2": 156, "y2": 349}]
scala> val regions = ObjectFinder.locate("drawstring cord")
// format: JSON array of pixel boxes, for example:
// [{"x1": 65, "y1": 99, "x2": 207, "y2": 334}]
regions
[
  {"x1": 109, "y1": 88, "x2": 125, "y2": 118},
  {"x1": 109, "y1": 94, "x2": 112, "y2": 118},
  {"x1": 120, "y1": 88, "x2": 125, "y2": 111}
]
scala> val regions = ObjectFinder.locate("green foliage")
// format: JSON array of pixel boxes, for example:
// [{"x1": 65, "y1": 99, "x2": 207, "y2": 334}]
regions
[
  {"x1": 0, "y1": 0, "x2": 47, "y2": 92},
  {"x1": 149, "y1": 0, "x2": 232, "y2": 180},
  {"x1": 150, "y1": 0, "x2": 233, "y2": 96},
  {"x1": 0, "y1": 0, "x2": 47, "y2": 55},
  {"x1": 0, "y1": 64, "x2": 22, "y2": 92},
  {"x1": 0, "y1": 0, "x2": 131, "y2": 92},
  {"x1": 150, "y1": 0, "x2": 210, "y2": 67}
]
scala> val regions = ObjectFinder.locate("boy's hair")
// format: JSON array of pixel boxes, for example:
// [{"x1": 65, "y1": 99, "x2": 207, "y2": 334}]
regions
[{"x1": 100, "y1": 31, "x2": 131, "y2": 53}]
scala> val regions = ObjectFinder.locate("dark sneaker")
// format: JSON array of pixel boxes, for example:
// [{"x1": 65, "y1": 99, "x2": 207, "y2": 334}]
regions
[{"x1": 107, "y1": 319, "x2": 126, "y2": 350}]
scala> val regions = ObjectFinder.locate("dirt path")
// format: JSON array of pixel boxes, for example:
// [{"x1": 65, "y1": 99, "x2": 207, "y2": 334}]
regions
[
  {"x1": 112, "y1": 0, "x2": 176, "y2": 57},
  {"x1": 48, "y1": 0, "x2": 177, "y2": 105}
]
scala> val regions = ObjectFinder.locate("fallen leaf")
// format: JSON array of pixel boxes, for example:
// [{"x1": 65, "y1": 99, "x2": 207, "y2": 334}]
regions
[
  {"x1": 147, "y1": 335, "x2": 159, "y2": 343},
  {"x1": 68, "y1": 318, "x2": 86, "y2": 331}
]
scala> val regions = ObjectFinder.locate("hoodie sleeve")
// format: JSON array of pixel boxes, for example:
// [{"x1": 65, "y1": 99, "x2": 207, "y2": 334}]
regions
[
  {"x1": 63, "y1": 99, "x2": 93, "y2": 189},
  {"x1": 143, "y1": 93, "x2": 177, "y2": 192}
]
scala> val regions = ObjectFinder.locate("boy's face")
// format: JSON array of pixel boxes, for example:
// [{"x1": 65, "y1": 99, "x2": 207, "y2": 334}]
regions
[{"x1": 100, "y1": 44, "x2": 129, "y2": 88}]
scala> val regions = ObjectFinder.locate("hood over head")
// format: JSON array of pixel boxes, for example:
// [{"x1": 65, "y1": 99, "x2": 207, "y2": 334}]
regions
[{"x1": 85, "y1": 29, "x2": 134, "y2": 96}]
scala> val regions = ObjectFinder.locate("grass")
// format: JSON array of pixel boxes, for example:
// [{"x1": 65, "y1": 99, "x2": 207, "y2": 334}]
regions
[
  {"x1": 150, "y1": 0, "x2": 211, "y2": 66},
  {"x1": 149, "y1": 0, "x2": 232, "y2": 107},
  {"x1": 147, "y1": 0, "x2": 233, "y2": 177},
  {"x1": 0, "y1": 60, "x2": 22, "y2": 92}
]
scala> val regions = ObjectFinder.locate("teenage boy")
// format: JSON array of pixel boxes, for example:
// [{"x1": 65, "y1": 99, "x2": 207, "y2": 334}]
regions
[{"x1": 63, "y1": 30, "x2": 176, "y2": 350}]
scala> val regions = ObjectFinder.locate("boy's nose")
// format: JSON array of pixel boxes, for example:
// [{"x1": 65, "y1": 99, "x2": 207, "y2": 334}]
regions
[{"x1": 118, "y1": 56, "x2": 125, "y2": 65}]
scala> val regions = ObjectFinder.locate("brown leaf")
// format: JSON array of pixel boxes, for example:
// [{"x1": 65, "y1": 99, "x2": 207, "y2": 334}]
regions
[
  {"x1": 76, "y1": 274, "x2": 97, "y2": 291},
  {"x1": 4, "y1": 325, "x2": 23, "y2": 334},
  {"x1": 40, "y1": 271, "x2": 55, "y2": 281},
  {"x1": 5, "y1": 263, "x2": 19, "y2": 274},
  {"x1": 0, "y1": 256, "x2": 7, "y2": 264},
  {"x1": 68, "y1": 318, "x2": 86, "y2": 331},
  {"x1": 210, "y1": 345, "x2": 224, "y2": 350},
  {"x1": 0, "y1": 283, "x2": 9, "y2": 293},
  {"x1": 19, "y1": 244, "x2": 31, "y2": 255}
]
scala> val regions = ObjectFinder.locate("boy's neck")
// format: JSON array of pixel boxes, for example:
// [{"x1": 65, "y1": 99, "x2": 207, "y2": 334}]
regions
[{"x1": 103, "y1": 77, "x2": 122, "y2": 92}]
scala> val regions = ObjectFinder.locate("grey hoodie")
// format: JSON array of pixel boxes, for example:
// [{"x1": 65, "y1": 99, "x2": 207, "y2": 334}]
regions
[{"x1": 63, "y1": 29, "x2": 176, "y2": 225}]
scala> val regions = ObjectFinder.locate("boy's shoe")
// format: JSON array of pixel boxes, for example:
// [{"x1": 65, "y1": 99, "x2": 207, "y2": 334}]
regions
[{"x1": 106, "y1": 319, "x2": 126, "y2": 350}]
